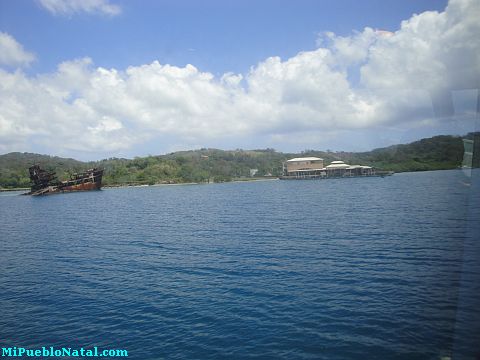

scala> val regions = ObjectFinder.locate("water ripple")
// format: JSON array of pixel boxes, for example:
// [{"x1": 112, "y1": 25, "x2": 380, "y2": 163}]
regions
[{"x1": 0, "y1": 170, "x2": 478, "y2": 359}]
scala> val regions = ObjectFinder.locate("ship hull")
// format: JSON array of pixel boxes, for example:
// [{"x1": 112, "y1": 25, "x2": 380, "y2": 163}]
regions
[
  {"x1": 61, "y1": 182, "x2": 101, "y2": 192},
  {"x1": 27, "y1": 166, "x2": 103, "y2": 196}
]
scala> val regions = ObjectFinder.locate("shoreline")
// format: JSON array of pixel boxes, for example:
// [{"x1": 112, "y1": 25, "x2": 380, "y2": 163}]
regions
[
  {"x1": 0, "y1": 187, "x2": 29, "y2": 192},
  {"x1": 103, "y1": 182, "x2": 200, "y2": 189},
  {"x1": 1, "y1": 178, "x2": 280, "y2": 193},
  {"x1": 103, "y1": 177, "x2": 280, "y2": 189}
]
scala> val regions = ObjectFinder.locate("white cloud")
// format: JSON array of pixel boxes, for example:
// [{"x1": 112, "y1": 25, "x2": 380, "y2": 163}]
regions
[
  {"x1": 360, "y1": 0, "x2": 480, "y2": 91},
  {"x1": 38, "y1": 0, "x2": 121, "y2": 16},
  {"x1": 0, "y1": 32, "x2": 35, "y2": 67},
  {"x1": 318, "y1": 28, "x2": 378, "y2": 68},
  {"x1": 0, "y1": 0, "x2": 478, "y2": 158}
]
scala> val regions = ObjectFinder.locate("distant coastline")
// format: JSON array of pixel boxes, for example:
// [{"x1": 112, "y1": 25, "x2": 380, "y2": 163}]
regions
[
  {"x1": 102, "y1": 177, "x2": 279, "y2": 189},
  {"x1": 0, "y1": 133, "x2": 477, "y2": 190},
  {"x1": 0, "y1": 187, "x2": 29, "y2": 192}
]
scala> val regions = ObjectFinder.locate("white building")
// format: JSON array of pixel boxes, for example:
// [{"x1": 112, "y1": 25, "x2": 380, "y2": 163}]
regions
[
  {"x1": 284, "y1": 157, "x2": 324, "y2": 174},
  {"x1": 283, "y1": 158, "x2": 374, "y2": 179}
]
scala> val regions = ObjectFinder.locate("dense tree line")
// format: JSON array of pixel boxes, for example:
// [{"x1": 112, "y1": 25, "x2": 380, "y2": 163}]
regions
[{"x1": 0, "y1": 134, "x2": 477, "y2": 189}]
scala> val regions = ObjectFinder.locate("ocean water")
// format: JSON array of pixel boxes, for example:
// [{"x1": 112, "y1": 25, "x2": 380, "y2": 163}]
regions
[{"x1": 1, "y1": 170, "x2": 479, "y2": 359}]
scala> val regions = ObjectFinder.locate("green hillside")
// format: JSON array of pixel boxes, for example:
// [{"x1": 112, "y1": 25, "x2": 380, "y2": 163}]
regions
[
  {"x1": 0, "y1": 153, "x2": 89, "y2": 189},
  {"x1": 0, "y1": 134, "x2": 476, "y2": 189}
]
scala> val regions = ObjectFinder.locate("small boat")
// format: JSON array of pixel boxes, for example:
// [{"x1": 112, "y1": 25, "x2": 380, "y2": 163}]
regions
[{"x1": 26, "y1": 165, "x2": 103, "y2": 196}]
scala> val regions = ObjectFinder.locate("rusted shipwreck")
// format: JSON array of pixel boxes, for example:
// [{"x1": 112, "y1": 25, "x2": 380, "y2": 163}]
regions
[{"x1": 26, "y1": 165, "x2": 104, "y2": 196}]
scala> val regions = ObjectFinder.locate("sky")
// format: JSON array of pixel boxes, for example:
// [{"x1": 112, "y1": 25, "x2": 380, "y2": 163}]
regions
[{"x1": 0, "y1": 0, "x2": 478, "y2": 160}]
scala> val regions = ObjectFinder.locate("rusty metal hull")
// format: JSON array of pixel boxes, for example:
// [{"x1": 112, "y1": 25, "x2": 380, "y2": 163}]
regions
[
  {"x1": 27, "y1": 166, "x2": 103, "y2": 196},
  {"x1": 61, "y1": 182, "x2": 101, "y2": 192},
  {"x1": 28, "y1": 185, "x2": 101, "y2": 196}
]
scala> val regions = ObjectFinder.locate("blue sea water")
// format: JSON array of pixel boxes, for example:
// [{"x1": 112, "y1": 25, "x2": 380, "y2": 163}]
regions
[{"x1": 0, "y1": 170, "x2": 479, "y2": 359}]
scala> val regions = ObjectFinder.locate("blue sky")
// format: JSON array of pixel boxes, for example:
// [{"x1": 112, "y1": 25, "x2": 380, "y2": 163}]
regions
[
  {"x1": 1, "y1": 0, "x2": 448, "y2": 75},
  {"x1": 0, "y1": 0, "x2": 478, "y2": 160}
]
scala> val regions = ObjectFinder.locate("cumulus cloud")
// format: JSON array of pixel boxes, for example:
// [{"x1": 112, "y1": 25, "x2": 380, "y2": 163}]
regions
[
  {"x1": 0, "y1": 32, "x2": 35, "y2": 67},
  {"x1": 38, "y1": 0, "x2": 121, "y2": 16},
  {"x1": 360, "y1": 0, "x2": 480, "y2": 91},
  {"x1": 318, "y1": 28, "x2": 378, "y2": 68},
  {"x1": 0, "y1": 65, "x2": 140, "y2": 154},
  {"x1": 0, "y1": 0, "x2": 478, "y2": 158}
]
